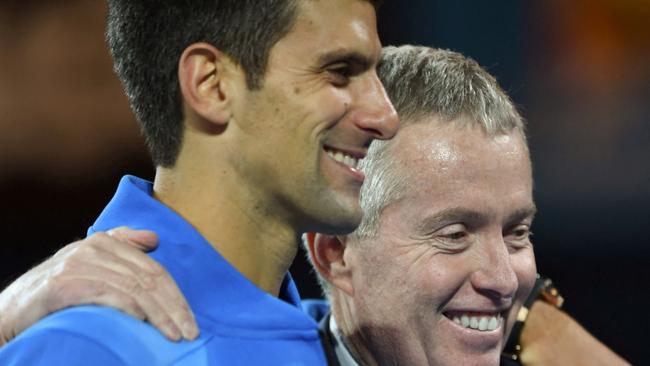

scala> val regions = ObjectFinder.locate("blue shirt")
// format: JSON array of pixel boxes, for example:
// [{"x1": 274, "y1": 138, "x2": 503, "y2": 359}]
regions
[{"x1": 0, "y1": 176, "x2": 328, "y2": 365}]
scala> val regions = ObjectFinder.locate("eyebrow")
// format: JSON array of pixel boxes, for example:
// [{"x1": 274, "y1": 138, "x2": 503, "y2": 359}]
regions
[
  {"x1": 415, "y1": 207, "x2": 485, "y2": 234},
  {"x1": 415, "y1": 204, "x2": 538, "y2": 234},
  {"x1": 316, "y1": 49, "x2": 375, "y2": 71},
  {"x1": 504, "y1": 205, "x2": 538, "y2": 227}
]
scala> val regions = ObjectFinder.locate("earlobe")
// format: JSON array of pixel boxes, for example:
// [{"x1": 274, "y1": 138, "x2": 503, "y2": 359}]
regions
[
  {"x1": 178, "y1": 42, "x2": 237, "y2": 128},
  {"x1": 308, "y1": 233, "x2": 355, "y2": 296}
]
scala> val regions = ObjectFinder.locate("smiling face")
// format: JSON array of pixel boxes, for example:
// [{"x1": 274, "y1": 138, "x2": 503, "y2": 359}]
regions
[
  {"x1": 343, "y1": 120, "x2": 537, "y2": 366},
  {"x1": 228, "y1": 0, "x2": 398, "y2": 234}
]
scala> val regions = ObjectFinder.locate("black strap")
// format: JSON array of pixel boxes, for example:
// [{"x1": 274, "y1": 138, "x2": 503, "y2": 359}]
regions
[
  {"x1": 318, "y1": 312, "x2": 342, "y2": 366},
  {"x1": 502, "y1": 274, "x2": 546, "y2": 363}
]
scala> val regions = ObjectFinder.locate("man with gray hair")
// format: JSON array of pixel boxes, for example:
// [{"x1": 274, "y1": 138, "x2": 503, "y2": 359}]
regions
[
  {"x1": 304, "y1": 45, "x2": 539, "y2": 365},
  {"x1": 303, "y1": 45, "x2": 629, "y2": 366}
]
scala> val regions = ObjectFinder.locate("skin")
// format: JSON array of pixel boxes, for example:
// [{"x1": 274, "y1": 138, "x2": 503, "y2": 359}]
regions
[
  {"x1": 0, "y1": 49, "x2": 630, "y2": 363},
  {"x1": 0, "y1": 0, "x2": 397, "y2": 345},
  {"x1": 311, "y1": 120, "x2": 537, "y2": 366},
  {"x1": 1, "y1": 113, "x2": 629, "y2": 364},
  {"x1": 155, "y1": 0, "x2": 397, "y2": 296},
  {"x1": 520, "y1": 301, "x2": 630, "y2": 366},
  {"x1": 0, "y1": 228, "x2": 197, "y2": 345},
  {"x1": 0, "y1": 25, "x2": 630, "y2": 361}
]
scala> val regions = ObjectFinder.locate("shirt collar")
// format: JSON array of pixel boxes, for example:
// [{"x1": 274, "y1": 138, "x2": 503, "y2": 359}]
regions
[
  {"x1": 330, "y1": 314, "x2": 362, "y2": 366},
  {"x1": 89, "y1": 175, "x2": 317, "y2": 333}
]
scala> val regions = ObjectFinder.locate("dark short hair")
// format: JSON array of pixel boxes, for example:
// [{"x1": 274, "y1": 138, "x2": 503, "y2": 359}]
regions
[
  {"x1": 108, "y1": 0, "x2": 383, "y2": 167},
  {"x1": 107, "y1": 0, "x2": 299, "y2": 167}
]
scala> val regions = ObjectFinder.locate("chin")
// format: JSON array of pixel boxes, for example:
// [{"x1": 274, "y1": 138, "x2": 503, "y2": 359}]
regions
[
  {"x1": 313, "y1": 212, "x2": 361, "y2": 235},
  {"x1": 434, "y1": 350, "x2": 501, "y2": 366},
  {"x1": 308, "y1": 196, "x2": 362, "y2": 234}
]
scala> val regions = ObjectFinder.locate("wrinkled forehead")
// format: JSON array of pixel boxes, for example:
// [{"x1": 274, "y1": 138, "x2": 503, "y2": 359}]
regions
[
  {"x1": 398, "y1": 114, "x2": 526, "y2": 151},
  {"x1": 372, "y1": 121, "x2": 533, "y2": 231},
  {"x1": 388, "y1": 119, "x2": 530, "y2": 186}
]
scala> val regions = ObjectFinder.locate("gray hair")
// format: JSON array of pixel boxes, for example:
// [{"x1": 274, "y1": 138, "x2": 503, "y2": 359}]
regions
[
  {"x1": 306, "y1": 45, "x2": 526, "y2": 295},
  {"x1": 354, "y1": 45, "x2": 526, "y2": 238}
]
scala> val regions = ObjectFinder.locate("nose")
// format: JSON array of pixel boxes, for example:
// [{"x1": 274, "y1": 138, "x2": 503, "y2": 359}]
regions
[
  {"x1": 353, "y1": 71, "x2": 399, "y2": 140},
  {"x1": 470, "y1": 236, "x2": 518, "y2": 302}
]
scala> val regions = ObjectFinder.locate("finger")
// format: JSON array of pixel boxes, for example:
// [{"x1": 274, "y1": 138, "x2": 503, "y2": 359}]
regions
[
  {"x1": 77, "y1": 245, "x2": 198, "y2": 340},
  {"x1": 52, "y1": 233, "x2": 160, "y2": 275},
  {"x1": 145, "y1": 269, "x2": 199, "y2": 340},
  {"x1": 99, "y1": 278, "x2": 183, "y2": 342},
  {"x1": 93, "y1": 245, "x2": 199, "y2": 339},
  {"x1": 55, "y1": 233, "x2": 197, "y2": 340},
  {"x1": 84, "y1": 232, "x2": 163, "y2": 275},
  {"x1": 107, "y1": 227, "x2": 159, "y2": 251},
  {"x1": 48, "y1": 271, "x2": 183, "y2": 342},
  {"x1": 44, "y1": 275, "x2": 146, "y2": 321}
]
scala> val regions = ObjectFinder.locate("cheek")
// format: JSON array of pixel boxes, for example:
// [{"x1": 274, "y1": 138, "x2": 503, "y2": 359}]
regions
[
  {"x1": 513, "y1": 250, "x2": 537, "y2": 298},
  {"x1": 316, "y1": 87, "x2": 351, "y2": 123},
  {"x1": 276, "y1": 87, "x2": 350, "y2": 138},
  {"x1": 354, "y1": 249, "x2": 413, "y2": 315},
  {"x1": 417, "y1": 255, "x2": 470, "y2": 301}
]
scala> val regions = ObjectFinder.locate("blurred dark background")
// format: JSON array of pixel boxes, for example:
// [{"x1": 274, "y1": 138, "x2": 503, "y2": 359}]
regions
[{"x1": 1, "y1": 1, "x2": 648, "y2": 363}]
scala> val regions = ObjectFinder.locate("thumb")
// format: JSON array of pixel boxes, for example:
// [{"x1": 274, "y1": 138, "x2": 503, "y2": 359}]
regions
[{"x1": 106, "y1": 227, "x2": 159, "y2": 251}]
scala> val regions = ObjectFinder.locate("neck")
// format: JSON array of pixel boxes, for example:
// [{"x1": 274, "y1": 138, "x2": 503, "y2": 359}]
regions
[
  {"x1": 330, "y1": 291, "x2": 380, "y2": 366},
  {"x1": 153, "y1": 145, "x2": 300, "y2": 297}
]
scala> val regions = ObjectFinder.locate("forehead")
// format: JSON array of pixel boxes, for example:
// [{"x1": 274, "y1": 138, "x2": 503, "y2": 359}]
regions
[
  {"x1": 396, "y1": 119, "x2": 529, "y2": 175},
  {"x1": 381, "y1": 119, "x2": 533, "y2": 223},
  {"x1": 272, "y1": 0, "x2": 381, "y2": 64}
]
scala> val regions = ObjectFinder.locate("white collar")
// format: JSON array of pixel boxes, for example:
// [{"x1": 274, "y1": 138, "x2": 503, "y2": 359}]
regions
[{"x1": 330, "y1": 314, "x2": 361, "y2": 366}]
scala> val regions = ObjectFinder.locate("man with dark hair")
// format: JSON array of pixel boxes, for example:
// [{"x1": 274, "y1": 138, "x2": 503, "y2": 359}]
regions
[
  {"x1": 106, "y1": 0, "x2": 302, "y2": 166},
  {"x1": 0, "y1": 0, "x2": 397, "y2": 364}
]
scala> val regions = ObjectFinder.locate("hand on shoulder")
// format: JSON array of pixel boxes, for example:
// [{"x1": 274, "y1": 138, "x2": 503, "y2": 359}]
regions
[{"x1": 0, "y1": 227, "x2": 197, "y2": 346}]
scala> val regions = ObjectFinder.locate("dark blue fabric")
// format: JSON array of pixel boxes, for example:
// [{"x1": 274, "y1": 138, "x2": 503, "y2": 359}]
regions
[
  {"x1": 0, "y1": 175, "x2": 327, "y2": 365},
  {"x1": 302, "y1": 299, "x2": 331, "y2": 324}
]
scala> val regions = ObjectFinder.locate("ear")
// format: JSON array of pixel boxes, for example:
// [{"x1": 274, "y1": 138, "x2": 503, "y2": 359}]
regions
[
  {"x1": 305, "y1": 232, "x2": 355, "y2": 296},
  {"x1": 178, "y1": 42, "x2": 241, "y2": 128}
]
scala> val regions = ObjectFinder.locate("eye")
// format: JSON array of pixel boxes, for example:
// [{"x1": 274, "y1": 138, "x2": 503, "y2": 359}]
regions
[
  {"x1": 443, "y1": 231, "x2": 467, "y2": 240},
  {"x1": 513, "y1": 225, "x2": 532, "y2": 240},
  {"x1": 325, "y1": 62, "x2": 354, "y2": 87},
  {"x1": 328, "y1": 63, "x2": 352, "y2": 76},
  {"x1": 437, "y1": 223, "x2": 467, "y2": 238},
  {"x1": 433, "y1": 224, "x2": 471, "y2": 253},
  {"x1": 505, "y1": 224, "x2": 533, "y2": 249}
]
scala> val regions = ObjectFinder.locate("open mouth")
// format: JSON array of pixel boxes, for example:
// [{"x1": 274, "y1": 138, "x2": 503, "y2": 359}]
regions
[
  {"x1": 443, "y1": 311, "x2": 504, "y2": 332},
  {"x1": 324, "y1": 146, "x2": 363, "y2": 170}
]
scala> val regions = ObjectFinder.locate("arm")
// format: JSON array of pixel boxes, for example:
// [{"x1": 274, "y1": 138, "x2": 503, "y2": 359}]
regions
[
  {"x1": 519, "y1": 301, "x2": 630, "y2": 366},
  {"x1": 0, "y1": 228, "x2": 198, "y2": 345}
]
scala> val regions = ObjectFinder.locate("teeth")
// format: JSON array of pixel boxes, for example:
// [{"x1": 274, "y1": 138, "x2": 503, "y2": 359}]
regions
[
  {"x1": 488, "y1": 316, "x2": 498, "y2": 330},
  {"x1": 326, "y1": 149, "x2": 360, "y2": 169},
  {"x1": 450, "y1": 314, "x2": 502, "y2": 332},
  {"x1": 461, "y1": 315, "x2": 469, "y2": 327},
  {"x1": 478, "y1": 317, "x2": 488, "y2": 331}
]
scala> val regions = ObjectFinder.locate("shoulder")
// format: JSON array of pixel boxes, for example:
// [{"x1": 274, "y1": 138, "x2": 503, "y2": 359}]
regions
[
  {"x1": 0, "y1": 306, "x2": 210, "y2": 366},
  {"x1": 301, "y1": 298, "x2": 331, "y2": 323}
]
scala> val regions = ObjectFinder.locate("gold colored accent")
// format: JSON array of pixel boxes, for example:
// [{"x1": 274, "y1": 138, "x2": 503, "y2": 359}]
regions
[
  {"x1": 516, "y1": 307, "x2": 529, "y2": 322},
  {"x1": 539, "y1": 279, "x2": 564, "y2": 309}
]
